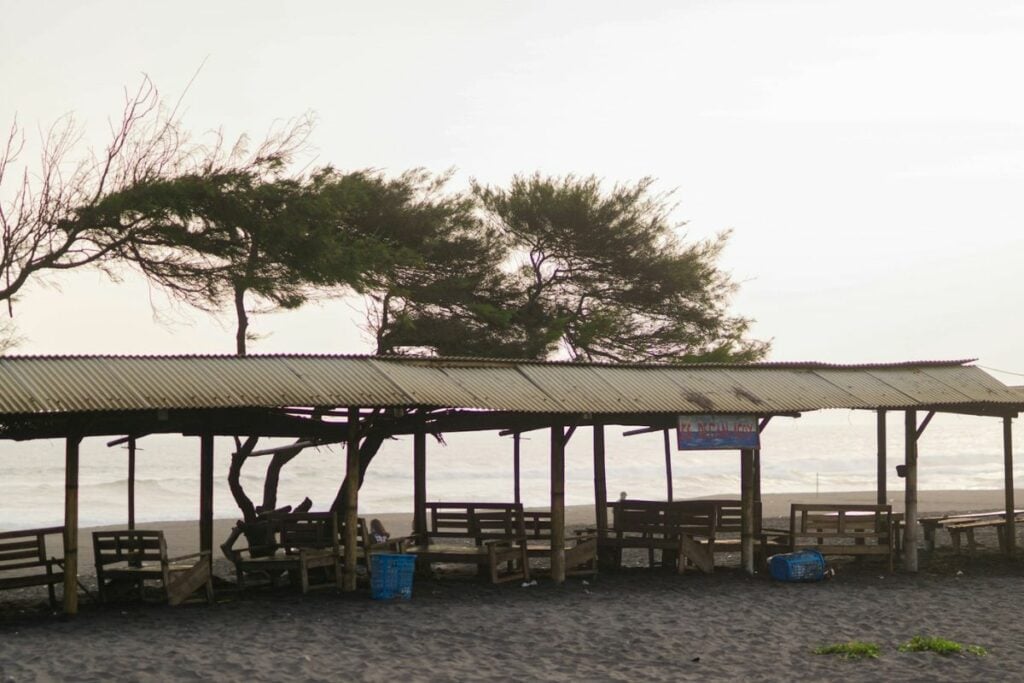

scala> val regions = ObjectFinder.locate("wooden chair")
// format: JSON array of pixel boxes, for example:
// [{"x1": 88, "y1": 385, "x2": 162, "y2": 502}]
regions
[
  {"x1": 93, "y1": 530, "x2": 213, "y2": 606},
  {"x1": 0, "y1": 526, "x2": 66, "y2": 607}
]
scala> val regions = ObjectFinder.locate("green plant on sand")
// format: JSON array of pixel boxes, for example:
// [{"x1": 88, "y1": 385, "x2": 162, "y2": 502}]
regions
[
  {"x1": 813, "y1": 641, "x2": 881, "y2": 659},
  {"x1": 898, "y1": 636, "x2": 987, "y2": 656}
]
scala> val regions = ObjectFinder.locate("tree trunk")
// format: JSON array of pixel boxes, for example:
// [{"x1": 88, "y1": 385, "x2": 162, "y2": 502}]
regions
[
  {"x1": 330, "y1": 432, "x2": 386, "y2": 512},
  {"x1": 227, "y1": 436, "x2": 259, "y2": 523},
  {"x1": 234, "y1": 285, "x2": 248, "y2": 356},
  {"x1": 260, "y1": 444, "x2": 304, "y2": 512}
]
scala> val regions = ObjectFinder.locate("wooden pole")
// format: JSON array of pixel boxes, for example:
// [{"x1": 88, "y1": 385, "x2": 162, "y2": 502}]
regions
[
  {"x1": 753, "y1": 448, "x2": 762, "y2": 539},
  {"x1": 663, "y1": 429, "x2": 674, "y2": 502},
  {"x1": 128, "y1": 436, "x2": 136, "y2": 530},
  {"x1": 63, "y1": 436, "x2": 81, "y2": 616},
  {"x1": 343, "y1": 407, "x2": 361, "y2": 591},
  {"x1": 1004, "y1": 416, "x2": 1016, "y2": 557},
  {"x1": 413, "y1": 429, "x2": 427, "y2": 538},
  {"x1": 199, "y1": 434, "x2": 214, "y2": 574},
  {"x1": 740, "y1": 448, "x2": 755, "y2": 575},
  {"x1": 513, "y1": 432, "x2": 522, "y2": 505},
  {"x1": 550, "y1": 423, "x2": 566, "y2": 583},
  {"x1": 904, "y1": 410, "x2": 918, "y2": 572},
  {"x1": 876, "y1": 410, "x2": 887, "y2": 506},
  {"x1": 593, "y1": 424, "x2": 608, "y2": 535}
]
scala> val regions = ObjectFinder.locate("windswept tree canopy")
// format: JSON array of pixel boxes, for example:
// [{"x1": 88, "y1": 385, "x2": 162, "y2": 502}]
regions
[
  {"x1": 0, "y1": 79, "x2": 213, "y2": 314},
  {"x1": 465, "y1": 174, "x2": 768, "y2": 362},
  {"x1": 358, "y1": 171, "x2": 517, "y2": 357},
  {"x1": 110, "y1": 162, "x2": 390, "y2": 354}
]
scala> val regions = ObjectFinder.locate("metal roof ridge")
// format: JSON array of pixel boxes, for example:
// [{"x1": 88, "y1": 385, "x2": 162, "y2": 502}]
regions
[{"x1": 0, "y1": 353, "x2": 979, "y2": 371}]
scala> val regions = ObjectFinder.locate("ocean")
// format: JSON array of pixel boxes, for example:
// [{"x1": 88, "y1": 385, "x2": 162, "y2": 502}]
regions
[{"x1": 0, "y1": 410, "x2": 1017, "y2": 531}]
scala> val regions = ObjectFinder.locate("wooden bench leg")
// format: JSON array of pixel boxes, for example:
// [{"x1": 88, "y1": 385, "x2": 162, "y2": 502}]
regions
[
  {"x1": 950, "y1": 529, "x2": 962, "y2": 555},
  {"x1": 966, "y1": 528, "x2": 977, "y2": 556},
  {"x1": 678, "y1": 536, "x2": 713, "y2": 575}
]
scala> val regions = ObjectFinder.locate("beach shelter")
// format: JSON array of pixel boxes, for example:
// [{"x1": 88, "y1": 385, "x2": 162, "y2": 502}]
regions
[{"x1": 0, "y1": 355, "x2": 1021, "y2": 615}]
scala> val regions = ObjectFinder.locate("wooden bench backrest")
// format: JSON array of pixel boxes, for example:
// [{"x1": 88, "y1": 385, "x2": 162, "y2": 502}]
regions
[
  {"x1": 608, "y1": 500, "x2": 716, "y2": 538},
  {"x1": 93, "y1": 530, "x2": 167, "y2": 565},
  {"x1": 521, "y1": 511, "x2": 553, "y2": 539},
  {"x1": 0, "y1": 527, "x2": 62, "y2": 572},
  {"x1": 278, "y1": 512, "x2": 338, "y2": 550},
  {"x1": 698, "y1": 500, "x2": 745, "y2": 534},
  {"x1": 276, "y1": 512, "x2": 373, "y2": 552},
  {"x1": 425, "y1": 502, "x2": 524, "y2": 542},
  {"x1": 791, "y1": 504, "x2": 893, "y2": 544}
]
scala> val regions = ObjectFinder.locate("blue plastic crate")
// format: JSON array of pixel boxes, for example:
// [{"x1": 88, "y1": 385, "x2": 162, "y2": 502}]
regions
[
  {"x1": 768, "y1": 549, "x2": 826, "y2": 582},
  {"x1": 370, "y1": 553, "x2": 416, "y2": 600}
]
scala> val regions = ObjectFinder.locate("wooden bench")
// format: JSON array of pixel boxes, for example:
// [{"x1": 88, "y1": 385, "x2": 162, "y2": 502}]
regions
[
  {"x1": 403, "y1": 503, "x2": 529, "y2": 584},
  {"x1": 93, "y1": 530, "x2": 213, "y2": 605},
  {"x1": 230, "y1": 511, "x2": 403, "y2": 592},
  {"x1": 771, "y1": 504, "x2": 894, "y2": 572},
  {"x1": 0, "y1": 526, "x2": 66, "y2": 607},
  {"x1": 599, "y1": 499, "x2": 716, "y2": 574},
  {"x1": 935, "y1": 511, "x2": 1024, "y2": 556},
  {"x1": 520, "y1": 510, "x2": 598, "y2": 577}
]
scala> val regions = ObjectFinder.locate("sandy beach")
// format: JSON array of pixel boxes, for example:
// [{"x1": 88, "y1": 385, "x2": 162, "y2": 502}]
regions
[{"x1": 2, "y1": 489, "x2": 1023, "y2": 681}]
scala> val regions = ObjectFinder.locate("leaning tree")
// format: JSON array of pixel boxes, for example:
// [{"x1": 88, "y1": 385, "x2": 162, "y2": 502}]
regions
[{"x1": 469, "y1": 173, "x2": 769, "y2": 363}]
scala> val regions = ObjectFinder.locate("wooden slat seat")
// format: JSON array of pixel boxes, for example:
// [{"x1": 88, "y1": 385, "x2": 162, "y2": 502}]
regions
[
  {"x1": 0, "y1": 526, "x2": 66, "y2": 607},
  {"x1": 939, "y1": 511, "x2": 1024, "y2": 556},
  {"x1": 769, "y1": 504, "x2": 894, "y2": 572},
  {"x1": 518, "y1": 510, "x2": 597, "y2": 578},
  {"x1": 93, "y1": 530, "x2": 213, "y2": 606},
  {"x1": 598, "y1": 500, "x2": 716, "y2": 574},
  {"x1": 403, "y1": 503, "x2": 528, "y2": 584}
]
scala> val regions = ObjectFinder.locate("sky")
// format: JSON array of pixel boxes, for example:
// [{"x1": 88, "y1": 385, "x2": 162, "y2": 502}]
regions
[{"x1": 2, "y1": 1, "x2": 1023, "y2": 382}]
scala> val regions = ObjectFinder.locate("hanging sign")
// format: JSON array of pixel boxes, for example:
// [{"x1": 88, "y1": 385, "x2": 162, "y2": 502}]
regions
[{"x1": 676, "y1": 414, "x2": 759, "y2": 450}]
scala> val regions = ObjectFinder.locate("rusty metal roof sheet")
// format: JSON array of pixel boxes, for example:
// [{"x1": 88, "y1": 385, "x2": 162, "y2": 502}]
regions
[{"x1": 0, "y1": 354, "x2": 1019, "y2": 416}]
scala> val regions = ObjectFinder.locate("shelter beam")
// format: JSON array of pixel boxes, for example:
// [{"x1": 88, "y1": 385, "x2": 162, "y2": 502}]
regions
[
  {"x1": 343, "y1": 407, "x2": 361, "y2": 591},
  {"x1": 1004, "y1": 416, "x2": 1016, "y2": 557},
  {"x1": 903, "y1": 410, "x2": 919, "y2": 572},
  {"x1": 550, "y1": 423, "x2": 566, "y2": 583},
  {"x1": 199, "y1": 434, "x2": 214, "y2": 574},
  {"x1": 63, "y1": 435, "x2": 81, "y2": 616},
  {"x1": 593, "y1": 424, "x2": 608, "y2": 536},
  {"x1": 876, "y1": 410, "x2": 887, "y2": 506},
  {"x1": 740, "y1": 448, "x2": 755, "y2": 575},
  {"x1": 128, "y1": 436, "x2": 136, "y2": 530},
  {"x1": 414, "y1": 430, "x2": 427, "y2": 538}
]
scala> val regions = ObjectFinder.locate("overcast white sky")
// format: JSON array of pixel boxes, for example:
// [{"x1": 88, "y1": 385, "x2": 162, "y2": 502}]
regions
[{"x1": 2, "y1": 1, "x2": 1023, "y2": 378}]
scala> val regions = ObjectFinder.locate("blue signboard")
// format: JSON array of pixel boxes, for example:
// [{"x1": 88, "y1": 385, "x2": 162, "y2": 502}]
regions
[{"x1": 676, "y1": 414, "x2": 759, "y2": 450}]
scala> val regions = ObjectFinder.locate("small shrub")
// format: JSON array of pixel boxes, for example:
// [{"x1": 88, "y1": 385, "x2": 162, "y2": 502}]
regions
[
  {"x1": 898, "y1": 636, "x2": 986, "y2": 656},
  {"x1": 813, "y1": 641, "x2": 881, "y2": 659}
]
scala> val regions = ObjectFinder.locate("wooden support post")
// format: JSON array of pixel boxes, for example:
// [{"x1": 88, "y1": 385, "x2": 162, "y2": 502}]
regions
[
  {"x1": 128, "y1": 436, "x2": 136, "y2": 530},
  {"x1": 343, "y1": 407, "x2": 361, "y2": 592},
  {"x1": 663, "y1": 429, "x2": 674, "y2": 502},
  {"x1": 593, "y1": 424, "x2": 608, "y2": 535},
  {"x1": 413, "y1": 429, "x2": 427, "y2": 539},
  {"x1": 753, "y1": 449, "x2": 762, "y2": 539},
  {"x1": 551, "y1": 424, "x2": 566, "y2": 583},
  {"x1": 740, "y1": 448, "x2": 755, "y2": 575},
  {"x1": 199, "y1": 434, "x2": 214, "y2": 574},
  {"x1": 1004, "y1": 416, "x2": 1016, "y2": 557},
  {"x1": 876, "y1": 409, "x2": 887, "y2": 506},
  {"x1": 904, "y1": 410, "x2": 918, "y2": 572},
  {"x1": 513, "y1": 432, "x2": 522, "y2": 506},
  {"x1": 63, "y1": 436, "x2": 81, "y2": 616}
]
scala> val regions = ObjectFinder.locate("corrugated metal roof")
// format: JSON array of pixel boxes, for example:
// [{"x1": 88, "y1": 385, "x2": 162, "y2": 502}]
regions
[{"x1": 0, "y1": 354, "x2": 1019, "y2": 416}]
